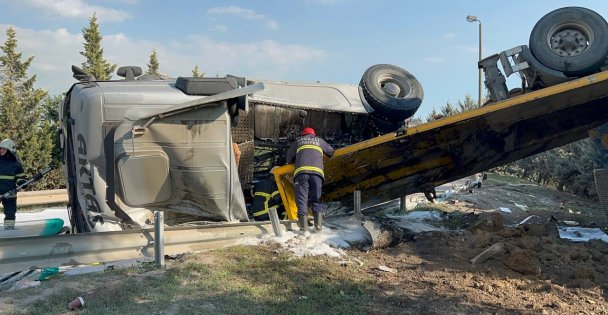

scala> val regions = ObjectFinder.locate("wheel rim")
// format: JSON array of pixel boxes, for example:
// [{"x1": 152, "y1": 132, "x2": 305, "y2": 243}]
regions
[
  {"x1": 547, "y1": 22, "x2": 594, "y2": 57},
  {"x1": 377, "y1": 74, "x2": 409, "y2": 98}
]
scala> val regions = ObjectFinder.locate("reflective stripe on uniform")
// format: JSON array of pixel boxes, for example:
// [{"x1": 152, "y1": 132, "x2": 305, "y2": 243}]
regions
[
  {"x1": 253, "y1": 190, "x2": 281, "y2": 217},
  {"x1": 16, "y1": 173, "x2": 25, "y2": 178},
  {"x1": 0, "y1": 175, "x2": 15, "y2": 180},
  {"x1": 252, "y1": 205, "x2": 278, "y2": 217},
  {"x1": 294, "y1": 166, "x2": 324, "y2": 177},
  {"x1": 296, "y1": 144, "x2": 322, "y2": 154}
]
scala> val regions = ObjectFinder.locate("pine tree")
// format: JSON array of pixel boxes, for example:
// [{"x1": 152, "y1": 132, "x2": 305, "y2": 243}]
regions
[
  {"x1": 192, "y1": 64, "x2": 204, "y2": 78},
  {"x1": 146, "y1": 49, "x2": 160, "y2": 75},
  {"x1": 458, "y1": 94, "x2": 479, "y2": 112},
  {"x1": 440, "y1": 102, "x2": 458, "y2": 117},
  {"x1": 80, "y1": 13, "x2": 117, "y2": 80},
  {"x1": 0, "y1": 27, "x2": 56, "y2": 189}
]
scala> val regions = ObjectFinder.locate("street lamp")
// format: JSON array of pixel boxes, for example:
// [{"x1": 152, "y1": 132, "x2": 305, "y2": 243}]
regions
[{"x1": 466, "y1": 15, "x2": 483, "y2": 107}]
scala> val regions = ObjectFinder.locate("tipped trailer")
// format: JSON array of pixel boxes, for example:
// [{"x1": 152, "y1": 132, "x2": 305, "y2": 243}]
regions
[{"x1": 275, "y1": 6, "x2": 608, "y2": 217}]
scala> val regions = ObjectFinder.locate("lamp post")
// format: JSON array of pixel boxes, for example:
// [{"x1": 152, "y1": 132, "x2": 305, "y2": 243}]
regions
[{"x1": 466, "y1": 15, "x2": 482, "y2": 107}]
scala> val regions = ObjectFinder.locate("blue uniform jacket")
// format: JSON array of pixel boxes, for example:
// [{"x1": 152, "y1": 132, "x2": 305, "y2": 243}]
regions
[
  {"x1": 286, "y1": 134, "x2": 334, "y2": 179},
  {"x1": 0, "y1": 153, "x2": 25, "y2": 196}
]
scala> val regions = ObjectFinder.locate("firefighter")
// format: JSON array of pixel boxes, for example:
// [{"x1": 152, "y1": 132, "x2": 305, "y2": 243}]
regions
[
  {"x1": 286, "y1": 127, "x2": 334, "y2": 233},
  {"x1": 250, "y1": 167, "x2": 285, "y2": 221},
  {"x1": 0, "y1": 139, "x2": 26, "y2": 230}
]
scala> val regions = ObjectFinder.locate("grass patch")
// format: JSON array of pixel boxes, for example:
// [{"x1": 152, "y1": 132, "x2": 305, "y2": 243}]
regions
[
  {"x1": 412, "y1": 202, "x2": 451, "y2": 213},
  {"x1": 3, "y1": 244, "x2": 377, "y2": 314}
]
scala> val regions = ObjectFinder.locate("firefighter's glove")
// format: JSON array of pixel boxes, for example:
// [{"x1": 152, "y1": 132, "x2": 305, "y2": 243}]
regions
[{"x1": 16, "y1": 179, "x2": 26, "y2": 186}]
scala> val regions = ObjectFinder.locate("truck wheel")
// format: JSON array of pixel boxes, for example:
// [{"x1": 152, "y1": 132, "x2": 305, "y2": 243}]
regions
[
  {"x1": 360, "y1": 64, "x2": 423, "y2": 122},
  {"x1": 529, "y1": 7, "x2": 608, "y2": 77}
]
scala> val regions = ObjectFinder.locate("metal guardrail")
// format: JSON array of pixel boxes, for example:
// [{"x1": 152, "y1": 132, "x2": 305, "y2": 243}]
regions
[{"x1": 0, "y1": 221, "x2": 293, "y2": 274}]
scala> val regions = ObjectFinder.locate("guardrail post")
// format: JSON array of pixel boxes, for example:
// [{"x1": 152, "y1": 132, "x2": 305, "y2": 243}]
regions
[
  {"x1": 268, "y1": 207, "x2": 283, "y2": 237},
  {"x1": 154, "y1": 211, "x2": 165, "y2": 267},
  {"x1": 354, "y1": 190, "x2": 362, "y2": 218}
]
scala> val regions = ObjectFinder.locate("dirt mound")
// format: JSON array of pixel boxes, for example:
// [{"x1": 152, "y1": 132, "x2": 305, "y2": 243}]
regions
[
  {"x1": 352, "y1": 176, "x2": 608, "y2": 313},
  {"x1": 358, "y1": 220, "x2": 608, "y2": 314}
]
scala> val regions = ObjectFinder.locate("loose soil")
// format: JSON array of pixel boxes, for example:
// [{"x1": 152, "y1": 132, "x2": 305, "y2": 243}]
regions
[{"x1": 354, "y1": 175, "x2": 608, "y2": 314}]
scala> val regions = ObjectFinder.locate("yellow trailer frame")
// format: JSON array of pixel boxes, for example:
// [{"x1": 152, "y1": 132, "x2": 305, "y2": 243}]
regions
[{"x1": 274, "y1": 71, "x2": 608, "y2": 220}]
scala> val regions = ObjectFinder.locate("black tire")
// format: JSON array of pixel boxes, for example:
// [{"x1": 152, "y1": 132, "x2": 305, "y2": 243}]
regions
[
  {"x1": 360, "y1": 64, "x2": 423, "y2": 122},
  {"x1": 529, "y1": 7, "x2": 608, "y2": 77}
]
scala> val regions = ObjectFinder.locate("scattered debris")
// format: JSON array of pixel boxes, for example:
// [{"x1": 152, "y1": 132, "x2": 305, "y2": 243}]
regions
[
  {"x1": 557, "y1": 227, "x2": 608, "y2": 243},
  {"x1": 562, "y1": 220, "x2": 579, "y2": 226},
  {"x1": 362, "y1": 217, "x2": 404, "y2": 249},
  {"x1": 38, "y1": 267, "x2": 60, "y2": 281},
  {"x1": 376, "y1": 265, "x2": 396, "y2": 273},
  {"x1": 68, "y1": 297, "x2": 84, "y2": 310},
  {"x1": 517, "y1": 215, "x2": 545, "y2": 226},
  {"x1": 470, "y1": 242, "x2": 505, "y2": 265},
  {"x1": 499, "y1": 207, "x2": 512, "y2": 213},
  {"x1": 468, "y1": 212, "x2": 504, "y2": 233},
  {"x1": 514, "y1": 203, "x2": 528, "y2": 211}
]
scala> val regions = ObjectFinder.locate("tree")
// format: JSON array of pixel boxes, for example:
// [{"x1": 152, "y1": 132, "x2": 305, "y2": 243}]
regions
[
  {"x1": 80, "y1": 13, "x2": 116, "y2": 80},
  {"x1": 440, "y1": 102, "x2": 458, "y2": 117},
  {"x1": 458, "y1": 94, "x2": 479, "y2": 112},
  {"x1": 0, "y1": 27, "x2": 57, "y2": 189},
  {"x1": 425, "y1": 93, "x2": 601, "y2": 199},
  {"x1": 146, "y1": 49, "x2": 159, "y2": 75},
  {"x1": 192, "y1": 64, "x2": 204, "y2": 78}
]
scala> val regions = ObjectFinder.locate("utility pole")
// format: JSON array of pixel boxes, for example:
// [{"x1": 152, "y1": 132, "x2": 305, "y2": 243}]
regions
[{"x1": 467, "y1": 15, "x2": 483, "y2": 107}]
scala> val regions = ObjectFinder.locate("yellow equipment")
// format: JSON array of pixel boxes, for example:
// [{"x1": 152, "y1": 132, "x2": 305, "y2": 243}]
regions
[{"x1": 275, "y1": 71, "x2": 608, "y2": 219}]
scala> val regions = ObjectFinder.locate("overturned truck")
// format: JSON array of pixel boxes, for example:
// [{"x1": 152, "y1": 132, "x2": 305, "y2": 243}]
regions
[
  {"x1": 61, "y1": 64, "x2": 424, "y2": 232},
  {"x1": 61, "y1": 6, "x2": 608, "y2": 232}
]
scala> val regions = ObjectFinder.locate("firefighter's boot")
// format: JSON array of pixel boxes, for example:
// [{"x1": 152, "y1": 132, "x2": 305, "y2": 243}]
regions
[
  {"x1": 4, "y1": 220, "x2": 15, "y2": 230},
  {"x1": 313, "y1": 211, "x2": 323, "y2": 232},
  {"x1": 298, "y1": 216, "x2": 309, "y2": 235}
]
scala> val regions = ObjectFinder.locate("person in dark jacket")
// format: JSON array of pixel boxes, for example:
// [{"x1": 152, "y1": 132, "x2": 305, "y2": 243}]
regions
[
  {"x1": 286, "y1": 127, "x2": 334, "y2": 233},
  {"x1": 0, "y1": 139, "x2": 26, "y2": 230},
  {"x1": 250, "y1": 167, "x2": 285, "y2": 221}
]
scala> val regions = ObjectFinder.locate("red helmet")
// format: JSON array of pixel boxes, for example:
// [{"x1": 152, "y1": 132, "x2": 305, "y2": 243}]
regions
[{"x1": 301, "y1": 127, "x2": 316, "y2": 136}]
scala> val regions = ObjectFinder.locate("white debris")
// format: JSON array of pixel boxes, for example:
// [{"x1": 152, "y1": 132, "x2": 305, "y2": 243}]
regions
[
  {"x1": 558, "y1": 226, "x2": 608, "y2": 243},
  {"x1": 514, "y1": 203, "x2": 528, "y2": 211},
  {"x1": 562, "y1": 220, "x2": 579, "y2": 226},
  {"x1": 376, "y1": 265, "x2": 396, "y2": 273},
  {"x1": 499, "y1": 207, "x2": 512, "y2": 213},
  {"x1": 390, "y1": 211, "x2": 447, "y2": 233},
  {"x1": 239, "y1": 216, "x2": 371, "y2": 258},
  {"x1": 517, "y1": 215, "x2": 544, "y2": 226}
]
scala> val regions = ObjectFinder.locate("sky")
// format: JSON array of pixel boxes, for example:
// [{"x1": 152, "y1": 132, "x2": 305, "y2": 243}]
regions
[{"x1": 1, "y1": 0, "x2": 607, "y2": 119}]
